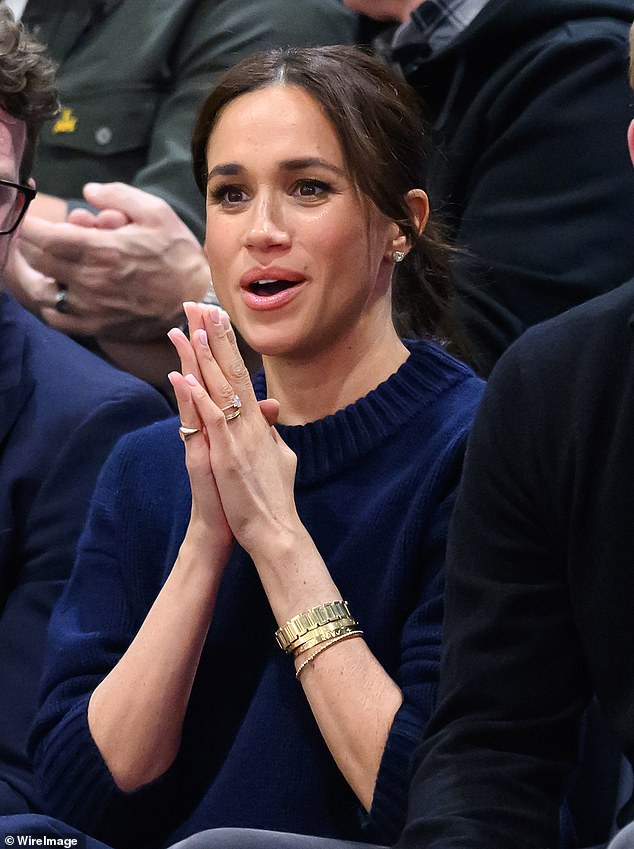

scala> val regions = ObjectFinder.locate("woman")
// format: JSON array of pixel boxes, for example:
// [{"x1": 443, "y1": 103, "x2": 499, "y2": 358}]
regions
[{"x1": 30, "y1": 46, "x2": 483, "y2": 849}]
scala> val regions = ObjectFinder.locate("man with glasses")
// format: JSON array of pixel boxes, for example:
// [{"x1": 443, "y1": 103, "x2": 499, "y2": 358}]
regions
[{"x1": 0, "y1": 6, "x2": 171, "y2": 817}]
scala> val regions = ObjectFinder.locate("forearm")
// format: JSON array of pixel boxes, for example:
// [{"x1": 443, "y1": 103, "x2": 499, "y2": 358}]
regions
[
  {"x1": 87, "y1": 529, "x2": 224, "y2": 792},
  {"x1": 253, "y1": 526, "x2": 402, "y2": 810}
]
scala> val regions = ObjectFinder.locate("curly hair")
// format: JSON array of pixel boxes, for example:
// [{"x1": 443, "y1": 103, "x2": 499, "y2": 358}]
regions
[{"x1": 0, "y1": 6, "x2": 58, "y2": 180}]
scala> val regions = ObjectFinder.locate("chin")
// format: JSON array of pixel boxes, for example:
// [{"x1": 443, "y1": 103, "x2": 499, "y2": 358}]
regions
[{"x1": 242, "y1": 324, "x2": 314, "y2": 361}]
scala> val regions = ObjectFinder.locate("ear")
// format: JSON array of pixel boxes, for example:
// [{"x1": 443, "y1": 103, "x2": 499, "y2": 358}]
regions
[
  {"x1": 385, "y1": 189, "x2": 430, "y2": 261},
  {"x1": 628, "y1": 119, "x2": 634, "y2": 168},
  {"x1": 405, "y1": 188, "x2": 429, "y2": 236}
]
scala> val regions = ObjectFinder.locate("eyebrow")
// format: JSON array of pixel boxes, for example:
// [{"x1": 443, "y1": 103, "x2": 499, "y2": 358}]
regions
[{"x1": 207, "y1": 157, "x2": 346, "y2": 182}]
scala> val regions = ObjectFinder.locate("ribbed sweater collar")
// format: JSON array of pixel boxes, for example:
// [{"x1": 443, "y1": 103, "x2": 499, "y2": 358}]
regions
[{"x1": 252, "y1": 340, "x2": 468, "y2": 486}]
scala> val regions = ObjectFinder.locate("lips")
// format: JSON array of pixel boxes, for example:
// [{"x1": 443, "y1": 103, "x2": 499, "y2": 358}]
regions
[
  {"x1": 248, "y1": 279, "x2": 302, "y2": 296},
  {"x1": 240, "y1": 267, "x2": 306, "y2": 311}
]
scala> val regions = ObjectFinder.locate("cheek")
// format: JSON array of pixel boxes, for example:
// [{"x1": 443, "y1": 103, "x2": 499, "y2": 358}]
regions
[
  {"x1": 304, "y1": 207, "x2": 370, "y2": 265},
  {"x1": 204, "y1": 217, "x2": 234, "y2": 270}
]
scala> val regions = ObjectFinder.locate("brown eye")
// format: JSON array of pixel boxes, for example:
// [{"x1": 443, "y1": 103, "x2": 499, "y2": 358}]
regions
[
  {"x1": 225, "y1": 188, "x2": 245, "y2": 203},
  {"x1": 293, "y1": 180, "x2": 330, "y2": 199},
  {"x1": 209, "y1": 184, "x2": 249, "y2": 206}
]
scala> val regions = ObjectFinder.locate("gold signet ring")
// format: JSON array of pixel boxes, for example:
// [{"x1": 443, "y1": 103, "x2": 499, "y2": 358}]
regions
[{"x1": 178, "y1": 425, "x2": 200, "y2": 441}]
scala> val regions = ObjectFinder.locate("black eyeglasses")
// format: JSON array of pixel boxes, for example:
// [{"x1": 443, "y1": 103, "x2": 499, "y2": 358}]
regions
[{"x1": 0, "y1": 179, "x2": 36, "y2": 235}]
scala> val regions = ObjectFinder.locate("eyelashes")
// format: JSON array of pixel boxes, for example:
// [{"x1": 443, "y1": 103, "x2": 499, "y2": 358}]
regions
[
  {"x1": 208, "y1": 185, "x2": 247, "y2": 206},
  {"x1": 208, "y1": 178, "x2": 335, "y2": 208}
]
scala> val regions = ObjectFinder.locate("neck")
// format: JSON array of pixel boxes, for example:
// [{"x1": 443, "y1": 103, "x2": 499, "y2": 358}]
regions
[{"x1": 263, "y1": 317, "x2": 409, "y2": 426}]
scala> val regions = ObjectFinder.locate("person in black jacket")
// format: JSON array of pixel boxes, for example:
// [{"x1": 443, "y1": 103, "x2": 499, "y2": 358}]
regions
[
  {"x1": 395, "y1": 21, "x2": 634, "y2": 849},
  {"x1": 348, "y1": 0, "x2": 634, "y2": 375}
]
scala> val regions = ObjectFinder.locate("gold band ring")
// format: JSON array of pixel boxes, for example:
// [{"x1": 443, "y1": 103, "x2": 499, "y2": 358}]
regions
[{"x1": 221, "y1": 394, "x2": 242, "y2": 422}]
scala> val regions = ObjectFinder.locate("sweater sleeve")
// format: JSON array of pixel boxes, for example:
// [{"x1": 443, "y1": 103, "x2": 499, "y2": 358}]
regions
[
  {"x1": 361, "y1": 430, "x2": 471, "y2": 843},
  {"x1": 30, "y1": 427, "x2": 194, "y2": 849},
  {"x1": 397, "y1": 344, "x2": 590, "y2": 848}
]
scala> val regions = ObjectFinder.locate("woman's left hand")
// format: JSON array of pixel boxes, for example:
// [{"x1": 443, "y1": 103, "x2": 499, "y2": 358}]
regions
[{"x1": 172, "y1": 304, "x2": 301, "y2": 559}]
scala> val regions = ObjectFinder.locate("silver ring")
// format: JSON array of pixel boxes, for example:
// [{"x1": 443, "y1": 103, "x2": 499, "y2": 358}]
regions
[
  {"x1": 221, "y1": 394, "x2": 242, "y2": 422},
  {"x1": 178, "y1": 425, "x2": 200, "y2": 442},
  {"x1": 54, "y1": 287, "x2": 70, "y2": 314}
]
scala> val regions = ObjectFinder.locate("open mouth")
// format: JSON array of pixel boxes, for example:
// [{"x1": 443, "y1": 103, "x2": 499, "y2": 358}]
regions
[{"x1": 248, "y1": 279, "x2": 304, "y2": 296}]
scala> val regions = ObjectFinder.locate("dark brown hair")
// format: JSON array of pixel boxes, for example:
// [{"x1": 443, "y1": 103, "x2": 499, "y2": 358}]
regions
[
  {"x1": 192, "y1": 45, "x2": 461, "y2": 349},
  {"x1": 0, "y1": 7, "x2": 58, "y2": 180}
]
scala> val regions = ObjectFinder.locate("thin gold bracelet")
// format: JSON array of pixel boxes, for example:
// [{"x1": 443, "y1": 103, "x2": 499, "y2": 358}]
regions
[
  {"x1": 290, "y1": 618, "x2": 357, "y2": 657},
  {"x1": 295, "y1": 630, "x2": 364, "y2": 681}
]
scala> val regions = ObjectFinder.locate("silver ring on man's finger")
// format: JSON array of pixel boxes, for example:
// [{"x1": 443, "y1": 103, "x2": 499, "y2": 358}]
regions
[
  {"x1": 54, "y1": 287, "x2": 70, "y2": 314},
  {"x1": 179, "y1": 425, "x2": 200, "y2": 442},
  {"x1": 221, "y1": 394, "x2": 242, "y2": 422}
]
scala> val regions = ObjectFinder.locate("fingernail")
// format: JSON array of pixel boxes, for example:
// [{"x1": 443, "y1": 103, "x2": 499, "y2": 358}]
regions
[
  {"x1": 221, "y1": 311, "x2": 231, "y2": 329},
  {"x1": 84, "y1": 182, "x2": 101, "y2": 194},
  {"x1": 185, "y1": 374, "x2": 198, "y2": 387},
  {"x1": 211, "y1": 307, "x2": 221, "y2": 325},
  {"x1": 167, "y1": 371, "x2": 178, "y2": 386},
  {"x1": 197, "y1": 329, "x2": 208, "y2": 346}
]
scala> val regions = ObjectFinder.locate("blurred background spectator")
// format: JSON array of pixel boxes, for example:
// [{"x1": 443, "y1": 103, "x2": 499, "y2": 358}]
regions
[{"x1": 350, "y1": 0, "x2": 634, "y2": 374}]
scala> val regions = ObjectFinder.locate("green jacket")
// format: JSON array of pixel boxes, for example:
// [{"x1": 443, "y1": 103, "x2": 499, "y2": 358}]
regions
[{"x1": 24, "y1": 0, "x2": 357, "y2": 240}]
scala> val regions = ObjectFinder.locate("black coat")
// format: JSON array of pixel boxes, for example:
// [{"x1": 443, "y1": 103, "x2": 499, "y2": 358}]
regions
[
  {"x1": 402, "y1": 279, "x2": 634, "y2": 846},
  {"x1": 393, "y1": 0, "x2": 634, "y2": 374}
]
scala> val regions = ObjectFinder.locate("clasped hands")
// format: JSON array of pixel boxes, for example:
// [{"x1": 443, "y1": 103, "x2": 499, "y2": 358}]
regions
[
  {"x1": 168, "y1": 302, "x2": 299, "y2": 562},
  {"x1": 5, "y1": 182, "x2": 211, "y2": 341}
]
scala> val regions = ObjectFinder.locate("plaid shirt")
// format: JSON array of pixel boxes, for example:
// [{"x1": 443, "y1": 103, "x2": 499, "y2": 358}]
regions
[{"x1": 391, "y1": 0, "x2": 489, "y2": 65}]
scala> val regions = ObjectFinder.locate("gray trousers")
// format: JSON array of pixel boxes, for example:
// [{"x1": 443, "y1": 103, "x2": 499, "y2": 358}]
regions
[{"x1": 170, "y1": 829, "x2": 384, "y2": 849}]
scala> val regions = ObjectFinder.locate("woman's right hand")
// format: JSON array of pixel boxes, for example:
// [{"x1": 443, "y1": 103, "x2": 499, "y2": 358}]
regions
[
  {"x1": 168, "y1": 307, "x2": 234, "y2": 557},
  {"x1": 168, "y1": 302, "x2": 279, "y2": 558}
]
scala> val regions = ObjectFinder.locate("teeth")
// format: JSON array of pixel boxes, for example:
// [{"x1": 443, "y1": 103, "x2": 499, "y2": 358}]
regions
[{"x1": 255, "y1": 279, "x2": 278, "y2": 286}]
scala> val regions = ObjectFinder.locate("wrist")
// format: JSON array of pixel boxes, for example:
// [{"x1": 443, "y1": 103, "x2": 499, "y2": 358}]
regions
[
  {"x1": 179, "y1": 521, "x2": 233, "y2": 576},
  {"x1": 247, "y1": 518, "x2": 309, "y2": 566},
  {"x1": 251, "y1": 524, "x2": 341, "y2": 625}
]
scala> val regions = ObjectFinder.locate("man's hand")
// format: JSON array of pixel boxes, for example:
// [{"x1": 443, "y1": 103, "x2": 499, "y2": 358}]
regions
[{"x1": 5, "y1": 182, "x2": 211, "y2": 342}]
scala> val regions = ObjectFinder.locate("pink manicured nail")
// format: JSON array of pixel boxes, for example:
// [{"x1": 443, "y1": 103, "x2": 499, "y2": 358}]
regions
[
  {"x1": 211, "y1": 306, "x2": 221, "y2": 325},
  {"x1": 197, "y1": 329, "x2": 208, "y2": 346},
  {"x1": 221, "y1": 311, "x2": 230, "y2": 329},
  {"x1": 185, "y1": 374, "x2": 199, "y2": 387},
  {"x1": 167, "y1": 371, "x2": 178, "y2": 387}
]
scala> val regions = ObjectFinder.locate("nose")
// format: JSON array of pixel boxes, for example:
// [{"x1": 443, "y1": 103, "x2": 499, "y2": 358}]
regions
[{"x1": 245, "y1": 195, "x2": 290, "y2": 252}]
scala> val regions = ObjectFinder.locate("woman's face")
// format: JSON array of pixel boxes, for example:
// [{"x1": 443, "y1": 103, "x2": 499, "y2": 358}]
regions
[{"x1": 203, "y1": 84, "x2": 397, "y2": 361}]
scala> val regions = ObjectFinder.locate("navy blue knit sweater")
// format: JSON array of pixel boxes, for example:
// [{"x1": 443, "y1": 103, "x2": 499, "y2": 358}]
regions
[{"x1": 30, "y1": 341, "x2": 483, "y2": 849}]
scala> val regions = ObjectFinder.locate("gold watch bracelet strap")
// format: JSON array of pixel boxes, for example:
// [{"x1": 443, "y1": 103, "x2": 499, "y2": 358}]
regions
[{"x1": 275, "y1": 600, "x2": 353, "y2": 653}]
